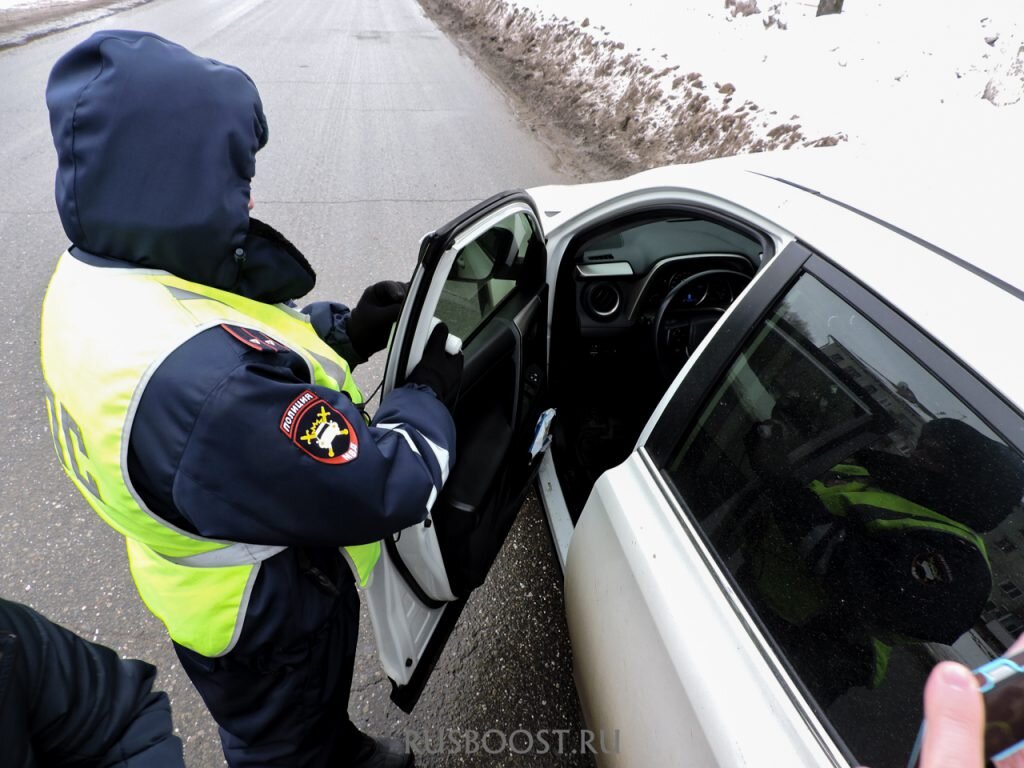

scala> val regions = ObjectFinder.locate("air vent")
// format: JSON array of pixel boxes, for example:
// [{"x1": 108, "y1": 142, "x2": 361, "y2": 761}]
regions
[{"x1": 583, "y1": 282, "x2": 622, "y2": 321}]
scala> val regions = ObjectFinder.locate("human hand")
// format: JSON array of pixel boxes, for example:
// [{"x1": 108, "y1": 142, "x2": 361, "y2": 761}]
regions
[
  {"x1": 407, "y1": 322, "x2": 463, "y2": 409},
  {"x1": 346, "y1": 280, "x2": 408, "y2": 360},
  {"x1": 896, "y1": 635, "x2": 1024, "y2": 768},
  {"x1": 915, "y1": 661, "x2": 984, "y2": 768}
]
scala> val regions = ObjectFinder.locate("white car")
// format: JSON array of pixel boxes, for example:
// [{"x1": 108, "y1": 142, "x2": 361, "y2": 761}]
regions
[{"x1": 365, "y1": 146, "x2": 1024, "y2": 768}]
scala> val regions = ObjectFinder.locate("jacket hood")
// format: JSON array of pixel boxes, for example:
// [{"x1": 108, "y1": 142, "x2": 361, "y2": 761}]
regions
[
  {"x1": 45, "y1": 31, "x2": 314, "y2": 301},
  {"x1": 868, "y1": 417, "x2": 1024, "y2": 533}
]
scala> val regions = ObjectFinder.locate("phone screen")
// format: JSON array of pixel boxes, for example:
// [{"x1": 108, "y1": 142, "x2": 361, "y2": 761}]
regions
[{"x1": 982, "y1": 651, "x2": 1024, "y2": 766}]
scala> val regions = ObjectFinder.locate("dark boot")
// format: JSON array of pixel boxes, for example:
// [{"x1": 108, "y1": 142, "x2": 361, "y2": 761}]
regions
[{"x1": 350, "y1": 735, "x2": 414, "y2": 768}]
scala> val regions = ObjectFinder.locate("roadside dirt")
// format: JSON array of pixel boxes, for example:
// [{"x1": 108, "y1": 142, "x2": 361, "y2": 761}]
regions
[
  {"x1": 0, "y1": 0, "x2": 152, "y2": 50},
  {"x1": 418, "y1": 0, "x2": 843, "y2": 181}
]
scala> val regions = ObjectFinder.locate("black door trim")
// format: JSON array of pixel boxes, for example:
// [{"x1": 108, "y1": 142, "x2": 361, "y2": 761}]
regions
[
  {"x1": 802, "y1": 254, "x2": 1024, "y2": 453},
  {"x1": 395, "y1": 190, "x2": 538, "y2": 389},
  {"x1": 645, "y1": 239, "x2": 812, "y2": 462}
]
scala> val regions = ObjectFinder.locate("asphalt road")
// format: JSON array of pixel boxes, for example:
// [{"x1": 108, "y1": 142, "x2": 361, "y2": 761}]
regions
[{"x1": 0, "y1": 1, "x2": 593, "y2": 765}]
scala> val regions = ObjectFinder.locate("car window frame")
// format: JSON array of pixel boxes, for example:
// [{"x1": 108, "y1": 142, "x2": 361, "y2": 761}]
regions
[
  {"x1": 388, "y1": 190, "x2": 543, "y2": 390},
  {"x1": 647, "y1": 246, "x2": 1024, "y2": 466},
  {"x1": 434, "y1": 210, "x2": 543, "y2": 346},
  {"x1": 643, "y1": 241, "x2": 1024, "y2": 766}
]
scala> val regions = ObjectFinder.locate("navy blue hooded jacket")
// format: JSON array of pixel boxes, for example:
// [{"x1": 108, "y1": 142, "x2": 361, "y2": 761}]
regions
[
  {"x1": 0, "y1": 598, "x2": 184, "y2": 767},
  {"x1": 44, "y1": 31, "x2": 455, "y2": 658}
]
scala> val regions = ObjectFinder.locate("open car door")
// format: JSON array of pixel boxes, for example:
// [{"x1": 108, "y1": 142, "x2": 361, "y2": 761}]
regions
[{"x1": 364, "y1": 191, "x2": 552, "y2": 711}]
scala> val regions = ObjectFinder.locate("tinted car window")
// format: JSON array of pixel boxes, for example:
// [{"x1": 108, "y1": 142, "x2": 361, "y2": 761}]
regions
[{"x1": 662, "y1": 272, "x2": 1024, "y2": 768}]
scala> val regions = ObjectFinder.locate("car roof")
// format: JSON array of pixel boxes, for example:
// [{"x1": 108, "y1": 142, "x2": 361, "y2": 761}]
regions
[
  {"x1": 528, "y1": 145, "x2": 1024, "y2": 420},
  {"x1": 534, "y1": 146, "x2": 1022, "y2": 292},
  {"x1": 723, "y1": 146, "x2": 1024, "y2": 297}
]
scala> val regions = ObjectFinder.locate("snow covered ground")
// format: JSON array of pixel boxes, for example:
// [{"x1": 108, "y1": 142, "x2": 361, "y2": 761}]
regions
[
  {"x1": 5, "y1": 0, "x2": 1022, "y2": 161},
  {"x1": 539, "y1": 0, "x2": 1022, "y2": 151},
  {"x1": 434, "y1": 0, "x2": 1023, "y2": 166},
  {"x1": 0, "y1": 0, "x2": 148, "y2": 49},
  {"x1": 0, "y1": 0, "x2": 93, "y2": 9}
]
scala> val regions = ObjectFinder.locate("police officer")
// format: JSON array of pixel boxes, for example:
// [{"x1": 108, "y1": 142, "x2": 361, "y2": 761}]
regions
[
  {"x1": 746, "y1": 417, "x2": 1024, "y2": 702},
  {"x1": 41, "y1": 31, "x2": 462, "y2": 767},
  {"x1": 1, "y1": 597, "x2": 185, "y2": 767}
]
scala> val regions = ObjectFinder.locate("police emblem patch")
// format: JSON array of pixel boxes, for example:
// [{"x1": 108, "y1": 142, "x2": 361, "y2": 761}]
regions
[
  {"x1": 911, "y1": 552, "x2": 952, "y2": 586},
  {"x1": 280, "y1": 390, "x2": 359, "y2": 464}
]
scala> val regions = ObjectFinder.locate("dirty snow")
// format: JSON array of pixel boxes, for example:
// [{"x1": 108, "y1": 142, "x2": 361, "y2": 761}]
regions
[
  {"x1": 5, "y1": 0, "x2": 1022, "y2": 161},
  {"x1": 0, "y1": 0, "x2": 85, "y2": 8},
  {"x1": 0, "y1": 0, "x2": 149, "y2": 49},
  {"x1": 489, "y1": 0, "x2": 1024, "y2": 156}
]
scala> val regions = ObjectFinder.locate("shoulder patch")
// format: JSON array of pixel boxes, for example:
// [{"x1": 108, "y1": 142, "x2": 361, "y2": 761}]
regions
[
  {"x1": 220, "y1": 324, "x2": 289, "y2": 353},
  {"x1": 911, "y1": 551, "x2": 952, "y2": 586},
  {"x1": 280, "y1": 390, "x2": 359, "y2": 464}
]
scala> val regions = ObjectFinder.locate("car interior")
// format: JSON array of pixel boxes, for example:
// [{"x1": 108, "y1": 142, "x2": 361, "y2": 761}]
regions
[
  {"x1": 414, "y1": 204, "x2": 770, "y2": 598},
  {"x1": 545, "y1": 208, "x2": 770, "y2": 517}
]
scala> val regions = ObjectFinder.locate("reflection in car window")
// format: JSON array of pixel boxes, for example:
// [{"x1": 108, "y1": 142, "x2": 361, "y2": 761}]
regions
[
  {"x1": 434, "y1": 212, "x2": 535, "y2": 341},
  {"x1": 664, "y1": 273, "x2": 1024, "y2": 768}
]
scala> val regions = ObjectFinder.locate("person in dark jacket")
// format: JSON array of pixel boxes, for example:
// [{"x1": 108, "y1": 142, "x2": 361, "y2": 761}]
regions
[
  {"x1": 0, "y1": 597, "x2": 184, "y2": 768},
  {"x1": 745, "y1": 416, "x2": 1024, "y2": 702},
  {"x1": 40, "y1": 30, "x2": 462, "y2": 768}
]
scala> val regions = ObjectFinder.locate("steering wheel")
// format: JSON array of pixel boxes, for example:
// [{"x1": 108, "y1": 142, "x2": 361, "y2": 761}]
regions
[{"x1": 653, "y1": 269, "x2": 752, "y2": 381}]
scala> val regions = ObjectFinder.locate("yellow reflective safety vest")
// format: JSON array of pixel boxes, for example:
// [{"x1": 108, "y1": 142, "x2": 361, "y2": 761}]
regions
[
  {"x1": 807, "y1": 464, "x2": 988, "y2": 562},
  {"x1": 751, "y1": 463, "x2": 989, "y2": 687},
  {"x1": 754, "y1": 463, "x2": 989, "y2": 627},
  {"x1": 40, "y1": 252, "x2": 381, "y2": 657}
]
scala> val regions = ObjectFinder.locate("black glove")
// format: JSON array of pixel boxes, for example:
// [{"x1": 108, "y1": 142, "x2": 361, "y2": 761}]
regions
[
  {"x1": 346, "y1": 280, "x2": 408, "y2": 361},
  {"x1": 408, "y1": 322, "x2": 463, "y2": 409}
]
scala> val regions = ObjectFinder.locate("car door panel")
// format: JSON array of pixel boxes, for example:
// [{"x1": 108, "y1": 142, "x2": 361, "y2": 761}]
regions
[
  {"x1": 365, "y1": 192, "x2": 550, "y2": 711},
  {"x1": 566, "y1": 455, "x2": 846, "y2": 768},
  {"x1": 433, "y1": 294, "x2": 546, "y2": 598},
  {"x1": 564, "y1": 240, "x2": 848, "y2": 766}
]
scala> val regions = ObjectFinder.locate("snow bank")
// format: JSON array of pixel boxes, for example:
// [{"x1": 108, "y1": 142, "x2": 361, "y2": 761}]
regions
[
  {"x1": 490, "y1": 0, "x2": 1024, "y2": 157},
  {"x1": 0, "y1": 0, "x2": 151, "y2": 50}
]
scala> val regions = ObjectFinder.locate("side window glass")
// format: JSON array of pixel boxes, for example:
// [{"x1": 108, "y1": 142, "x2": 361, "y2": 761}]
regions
[
  {"x1": 434, "y1": 212, "x2": 536, "y2": 341},
  {"x1": 662, "y1": 273, "x2": 1024, "y2": 768}
]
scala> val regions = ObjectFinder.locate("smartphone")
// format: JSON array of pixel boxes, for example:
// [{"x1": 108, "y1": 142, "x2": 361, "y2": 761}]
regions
[{"x1": 908, "y1": 651, "x2": 1024, "y2": 768}]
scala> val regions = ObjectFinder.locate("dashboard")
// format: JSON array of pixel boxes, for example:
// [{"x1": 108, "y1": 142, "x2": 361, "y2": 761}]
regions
[{"x1": 575, "y1": 252, "x2": 756, "y2": 335}]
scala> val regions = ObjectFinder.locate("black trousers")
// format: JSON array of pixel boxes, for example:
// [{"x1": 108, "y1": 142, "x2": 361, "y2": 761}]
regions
[{"x1": 174, "y1": 581, "x2": 365, "y2": 768}]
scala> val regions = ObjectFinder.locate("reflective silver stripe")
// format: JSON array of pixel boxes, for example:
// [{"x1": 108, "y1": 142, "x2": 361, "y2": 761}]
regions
[
  {"x1": 160, "y1": 543, "x2": 286, "y2": 567},
  {"x1": 275, "y1": 302, "x2": 311, "y2": 320},
  {"x1": 164, "y1": 285, "x2": 221, "y2": 302},
  {"x1": 122, "y1": 319, "x2": 246, "y2": 545},
  {"x1": 376, "y1": 422, "x2": 451, "y2": 509},
  {"x1": 375, "y1": 422, "x2": 451, "y2": 481},
  {"x1": 375, "y1": 423, "x2": 447, "y2": 513},
  {"x1": 307, "y1": 349, "x2": 347, "y2": 389},
  {"x1": 339, "y1": 547, "x2": 366, "y2": 587},
  {"x1": 163, "y1": 283, "x2": 344, "y2": 386},
  {"x1": 377, "y1": 424, "x2": 420, "y2": 454},
  {"x1": 216, "y1": 561, "x2": 262, "y2": 657},
  {"x1": 422, "y1": 433, "x2": 451, "y2": 484}
]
